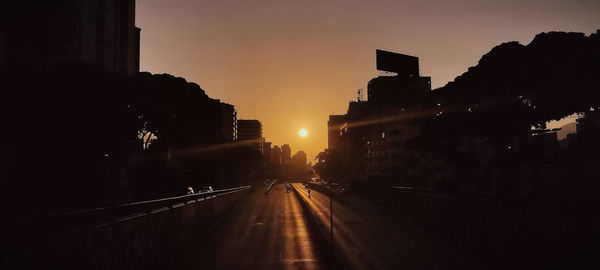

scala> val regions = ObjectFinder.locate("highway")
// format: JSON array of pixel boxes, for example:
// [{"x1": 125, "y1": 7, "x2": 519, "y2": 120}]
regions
[
  {"x1": 292, "y1": 183, "x2": 475, "y2": 270},
  {"x1": 182, "y1": 183, "x2": 475, "y2": 269},
  {"x1": 183, "y1": 183, "x2": 327, "y2": 270}
]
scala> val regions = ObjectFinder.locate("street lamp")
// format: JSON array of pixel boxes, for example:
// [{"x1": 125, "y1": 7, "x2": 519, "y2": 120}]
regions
[{"x1": 329, "y1": 186, "x2": 334, "y2": 255}]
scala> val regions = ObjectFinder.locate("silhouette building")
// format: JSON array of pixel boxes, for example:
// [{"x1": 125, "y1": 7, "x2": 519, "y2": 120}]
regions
[
  {"x1": 237, "y1": 119, "x2": 263, "y2": 153},
  {"x1": 0, "y1": 0, "x2": 140, "y2": 75},
  {"x1": 271, "y1": 145, "x2": 282, "y2": 165},
  {"x1": 281, "y1": 144, "x2": 292, "y2": 164},
  {"x1": 328, "y1": 115, "x2": 346, "y2": 150},
  {"x1": 263, "y1": 141, "x2": 272, "y2": 162},
  {"x1": 365, "y1": 50, "x2": 431, "y2": 184},
  {"x1": 330, "y1": 50, "x2": 432, "y2": 184},
  {"x1": 218, "y1": 102, "x2": 237, "y2": 142},
  {"x1": 292, "y1": 151, "x2": 307, "y2": 166},
  {"x1": 291, "y1": 150, "x2": 309, "y2": 178},
  {"x1": 368, "y1": 50, "x2": 431, "y2": 110}
]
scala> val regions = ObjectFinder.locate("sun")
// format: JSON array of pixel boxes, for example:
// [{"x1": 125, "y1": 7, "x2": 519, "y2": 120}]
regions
[{"x1": 299, "y1": 128, "x2": 308, "y2": 138}]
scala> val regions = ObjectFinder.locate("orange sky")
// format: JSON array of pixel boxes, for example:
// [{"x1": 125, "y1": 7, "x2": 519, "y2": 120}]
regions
[{"x1": 136, "y1": 0, "x2": 600, "y2": 160}]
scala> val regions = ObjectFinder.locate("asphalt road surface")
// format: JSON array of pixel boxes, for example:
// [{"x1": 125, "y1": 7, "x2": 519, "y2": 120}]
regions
[
  {"x1": 183, "y1": 183, "x2": 474, "y2": 270},
  {"x1": 292, "y1": 183, "x2": 475, "y2": 270},
  {"x1": 182, "y1": 184, "x2": 327, "y2": 270}
]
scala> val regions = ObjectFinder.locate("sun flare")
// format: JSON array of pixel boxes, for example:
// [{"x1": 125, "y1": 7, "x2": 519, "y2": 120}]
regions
[{"x1": 299, "y1": 128, "x2": 308, "y2": 137}]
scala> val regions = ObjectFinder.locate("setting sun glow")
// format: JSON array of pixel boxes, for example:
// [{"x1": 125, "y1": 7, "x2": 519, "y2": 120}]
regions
[{"x1": 299, "y1": 128, "x2": 308, "y2": 138}]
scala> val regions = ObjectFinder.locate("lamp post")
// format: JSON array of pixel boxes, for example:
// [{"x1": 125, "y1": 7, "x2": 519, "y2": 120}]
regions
[{"x1": 329, "y1": 187, "x2": 334, "y2": 255}]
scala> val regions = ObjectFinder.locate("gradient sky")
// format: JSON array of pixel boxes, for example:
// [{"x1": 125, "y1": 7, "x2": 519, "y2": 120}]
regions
[{"x1": 137, "y1": 0, "x2": 600, "y2": 160}]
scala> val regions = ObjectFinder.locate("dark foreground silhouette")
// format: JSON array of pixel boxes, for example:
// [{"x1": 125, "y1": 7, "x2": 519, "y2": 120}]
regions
[{"x1": 0, "y1": 67, "x2": 263, "y2": 217}]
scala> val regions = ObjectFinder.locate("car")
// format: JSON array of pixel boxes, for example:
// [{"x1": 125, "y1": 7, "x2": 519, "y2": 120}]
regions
[
  {"x1": 186, "y1": 187, "x2": 195, "y2": 195},
  {"x1": 339, "y1": 184, "x2": 351, "y2": 195},
  {"x1": 198, "y1": 186, "x2": 214, "y2": 193}
]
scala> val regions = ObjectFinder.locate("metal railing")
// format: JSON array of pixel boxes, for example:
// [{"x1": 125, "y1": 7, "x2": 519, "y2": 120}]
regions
[
  {"x1": 265, "y1": 179, "x2": 278, "y2": 193},
  {"x1": 4, "y1": 185, "x2": 253, "y2": 239}
]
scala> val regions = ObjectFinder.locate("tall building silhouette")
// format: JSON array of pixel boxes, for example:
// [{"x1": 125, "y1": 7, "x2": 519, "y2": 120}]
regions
[
  {"x1": 263, "y1": 141, "x2": 272, "y2": 162},
  {"x1": 0, "y1": 0, "x2": 140, "y2": 75},
  {"x1": 292, "y1": 151, "x2": 307, "y2": 166},
  {"x1": 328, "y1": 115, "x2": 346, "y2": 150},
  {"x1": 218, "y1": 102, "x2": 237, "y2": 142},
  {"x1": 365, "y1": 50, "x2": 431, "y2": 184},
  {"x1": 271, "y1": 145, "x2": 282, "y2": 165},
  {"x1": 329, "y1": 50, "x2": 432, "y2": 184},
  {"x1": 368, "y1": 50, "x2": 431, "y2": 110},
  {"x1": 281, "y1": 144, "x2": 291, "y2": 164},
  {"x1": 237, "y1": 119, "x2": 263, "y2": 153}
]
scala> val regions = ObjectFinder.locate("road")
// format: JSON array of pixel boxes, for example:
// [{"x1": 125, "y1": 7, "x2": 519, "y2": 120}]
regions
[
  {"x1": 292, "y1": 183, "x2": 475, "y2": 270},
  {"x1": 182, "y1": 184, "x2": 327, "y2": 270},
  {"x1": 183, "y1": 183, "x2": 474, "y2": 270}
]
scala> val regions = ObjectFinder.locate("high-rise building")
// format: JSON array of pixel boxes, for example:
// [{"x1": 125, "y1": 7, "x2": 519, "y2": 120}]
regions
[
  {"x1": 281, "y1": 144, "x2": 291, "y2": 164},
  {"x1": 271, "y1": 145, "x2": 282, "y2": 165},
  {"x1": 263, "y1": 141, "x2": 272, "y2": 161},
  {"x1": 218, "y1": 102, "x2": 237, "y2": 142},
  {"x1": 368, "y1": 50, "x2": 431, "y2": 111},
  {"x1": 328, "y1": 115, "x2": 346, "y2": 150},
  {"x1": 237, "y1": 119, "x2": 263, "y2": 153},
  {"x1": 292, "y1": 151, "x2": 307, "y2": 166},
  {"x1": 0, "y1": 0, "x2": 140, "y2": 75},
  {"x1": 365, "y1": 50, "x2": 431, "y2": 184}
]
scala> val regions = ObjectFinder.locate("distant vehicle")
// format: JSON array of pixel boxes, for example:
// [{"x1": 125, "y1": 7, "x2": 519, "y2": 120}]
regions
[
  {"x1": 198, "y1": 186, "x2": 214, "y2": 193},
  {"x1": 186, "y1": 187, "x2": 195, "y2": 195},
  {"x1": 284, "y1": 182, "x2": 293, "y2": 192},
  {"x1": 339, "y1": 184, "x2": 351, "y2": 195}
]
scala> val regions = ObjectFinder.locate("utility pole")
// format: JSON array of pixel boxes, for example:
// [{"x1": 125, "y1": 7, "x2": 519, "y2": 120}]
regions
[{"x1": 330, "y1": 189, "x2": 334, "y2": 255}]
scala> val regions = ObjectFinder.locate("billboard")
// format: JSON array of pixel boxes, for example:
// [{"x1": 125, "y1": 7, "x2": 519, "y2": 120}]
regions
[{"x1": 376, "y1": 49, "x2": 419, "y2": 77}]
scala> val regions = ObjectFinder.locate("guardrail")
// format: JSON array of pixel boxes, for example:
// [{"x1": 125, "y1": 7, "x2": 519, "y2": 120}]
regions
[
  {"x1": 3, "y1": 185, "x2": 252, "y2": 239},
  {"x1": 265, "y1": 179, "x2": 278, "y2": 193},
  {"x1": 389, "y1": 186, "x2": 433, "y2": 192}
]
